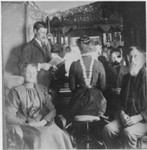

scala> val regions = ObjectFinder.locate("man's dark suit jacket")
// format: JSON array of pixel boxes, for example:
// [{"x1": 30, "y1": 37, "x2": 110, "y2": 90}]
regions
[
  {"x1": 119, "y1": 65, "x2": 147, "y2": 122},
  {"x1": 19, "y1": 38, "x2": 52, "y2": 87}
]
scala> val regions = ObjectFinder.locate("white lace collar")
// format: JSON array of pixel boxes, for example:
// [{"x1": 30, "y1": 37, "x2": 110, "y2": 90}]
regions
[{"x1": 79, "y1": 55, "x2": 95, "y2": 87}]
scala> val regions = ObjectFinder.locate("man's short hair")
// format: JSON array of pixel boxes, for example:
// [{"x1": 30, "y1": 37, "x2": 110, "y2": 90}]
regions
[
  {"x1": 127, "y1": 46, "x2": 145, "y2": 55},
  {"x1": 110, "y1": 48, "x2": 121, "y2": 55},
  {"x1": 33, "y1": 21, "x2": 47, "y2": 31}
]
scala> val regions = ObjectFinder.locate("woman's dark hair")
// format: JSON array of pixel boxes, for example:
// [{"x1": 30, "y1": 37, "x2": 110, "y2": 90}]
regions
[
  {"x1": 76, "y1": 35, "x2": 92, "y2": 53},
  {"x1": 80, "y1": 35, "x2": 91, "y2": 44},
  {"x1": 110, "y1": 48, "x2": 121, "y2": 55},
  {"x1": 76, "y1": 35, "x2": 91, "y2": 46},
  {"x1": 33, "y1": 21, "x2": 47, "y2": 31},
  {"x1": 21, "y1": 63, "x2": 37, "y2": 74}
]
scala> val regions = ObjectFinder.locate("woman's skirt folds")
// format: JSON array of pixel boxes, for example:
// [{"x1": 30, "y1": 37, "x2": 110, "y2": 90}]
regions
[
  {"x1": 65, "y1": 87, "x2": 107, "y2": 120},
  {"x1": 7, "y1": 123, "x2": 73, "y2": 149}
]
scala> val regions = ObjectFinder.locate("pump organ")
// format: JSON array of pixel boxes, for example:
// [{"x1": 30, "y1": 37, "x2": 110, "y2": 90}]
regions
[{"x1": 48, "y1": 2, "x2": 124, "y2": 48}]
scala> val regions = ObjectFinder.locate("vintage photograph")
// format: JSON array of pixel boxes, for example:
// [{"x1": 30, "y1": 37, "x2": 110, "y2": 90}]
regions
[{"x1": 2, "y1": 1, "x2": 146, "y2": 149}]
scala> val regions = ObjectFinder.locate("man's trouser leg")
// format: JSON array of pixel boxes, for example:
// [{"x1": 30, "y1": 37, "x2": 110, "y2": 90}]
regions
[
  {"x1": 102, "y1": 119, "x2": 122, "y2": 149},
  {"x1": 121, "y1": 122, "x2": 147, "y2": 149}
]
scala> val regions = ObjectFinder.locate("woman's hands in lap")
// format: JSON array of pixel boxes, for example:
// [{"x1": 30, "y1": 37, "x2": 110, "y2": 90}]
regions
[{"x1": 28, "y1": 119, "x2": 47, "y2": 127}]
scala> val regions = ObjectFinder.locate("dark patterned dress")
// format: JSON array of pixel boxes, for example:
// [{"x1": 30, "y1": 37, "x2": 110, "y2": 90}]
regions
[{"x1": 64, "y1": 55, "x2": 107, "y2": 122}]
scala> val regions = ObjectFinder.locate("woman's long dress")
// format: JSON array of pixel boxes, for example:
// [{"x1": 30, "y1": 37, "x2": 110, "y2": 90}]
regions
[
  {"x1": 64, "y1": 55, "x2": 107, "y2": 122},
  {"x1": 6, "y1": 84, "x2": 73, "y2": 149}
]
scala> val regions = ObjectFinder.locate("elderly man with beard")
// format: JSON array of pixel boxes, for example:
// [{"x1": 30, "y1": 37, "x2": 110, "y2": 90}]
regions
[
  {"x1": 102, "y1": 46, "x2": 147, "y2": 149},
  {"x1": 19, "y1": 21, "x2": 56, "y2": 88}
]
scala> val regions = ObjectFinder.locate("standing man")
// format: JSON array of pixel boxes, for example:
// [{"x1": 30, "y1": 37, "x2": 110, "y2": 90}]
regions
[
  {"x1": 102, "y1": 46, "x2": 147, "y2": 149},
  {"x1": 19, "y1": 21, "x2": 55, "y2": 88}
]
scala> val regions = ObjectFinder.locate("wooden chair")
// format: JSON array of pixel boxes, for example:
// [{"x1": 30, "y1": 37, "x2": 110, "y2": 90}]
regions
[{"x1": 137, "y1": 135, "x2": 147, "y2": 148}]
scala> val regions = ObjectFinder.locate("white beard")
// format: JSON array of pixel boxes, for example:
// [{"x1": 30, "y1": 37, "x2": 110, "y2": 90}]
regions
[{"x1": 129, "y1": 63, "x2": 143, "y2": 76}]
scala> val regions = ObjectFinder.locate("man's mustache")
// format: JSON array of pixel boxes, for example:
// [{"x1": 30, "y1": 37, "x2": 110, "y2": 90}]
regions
[
  {"x1": 41, "y1": 37, "x2": 46, "y2": 40},
  {"x1": 129, "y1": 63, "x2": 136, "y2": 67},
  {"x1": 112, "y1": 61, "x2": 120, "y2": 66}
]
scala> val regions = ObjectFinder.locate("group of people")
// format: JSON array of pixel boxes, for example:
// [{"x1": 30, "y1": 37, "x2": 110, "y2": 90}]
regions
[
  {"x1": 102, "y1": 46, "x2": 147, "y2": 148},
  {"x1": 6, "y1": 21, "x2": 146, "y2": 149},
  {"x1": 6, "y1": 21, "x2": 73, "y2": 149}
]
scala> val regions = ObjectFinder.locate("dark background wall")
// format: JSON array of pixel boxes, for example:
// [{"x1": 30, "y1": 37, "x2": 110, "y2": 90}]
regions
[{"x1": 119, "y1": 2, "x2": 146, "y2": 52}]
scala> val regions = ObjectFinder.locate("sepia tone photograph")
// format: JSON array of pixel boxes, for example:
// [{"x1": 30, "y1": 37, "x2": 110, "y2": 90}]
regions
[{"x1": 1, "y1": 0, "x2": 146, "y2": 149}]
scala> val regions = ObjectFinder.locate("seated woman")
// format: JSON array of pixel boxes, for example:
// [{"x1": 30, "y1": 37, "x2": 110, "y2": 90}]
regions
[
  {"x1": 61, "y1": 35, "x2": 107, "y2": 124},
  {"x1": 6, "y1": 63, "x2": 73, "y2": 149}
]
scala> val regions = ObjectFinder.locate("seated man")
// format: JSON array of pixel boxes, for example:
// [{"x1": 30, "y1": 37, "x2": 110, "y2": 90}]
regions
[
  {"x1": 102, "y1": 46, "x2": 147, "y2": 149},
  {"x1": 6, "y1": 63, "x2": 73, "y2": 149},
  {"x1": 104, "y1": 48, "x2": 128, "y2": 119}
]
